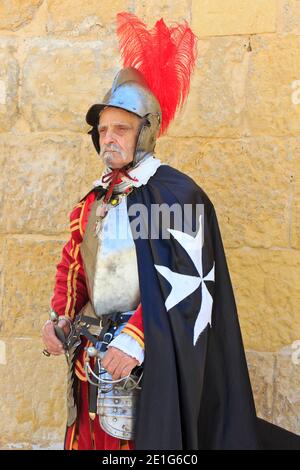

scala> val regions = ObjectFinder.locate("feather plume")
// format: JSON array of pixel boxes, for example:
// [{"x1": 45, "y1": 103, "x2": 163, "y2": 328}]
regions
[
  {"x1": 116, "y1": 12, "x2": 198, "y2": 135},
  {"x1": 116, "y1": 12, "x2": 153, "y2": 79}
]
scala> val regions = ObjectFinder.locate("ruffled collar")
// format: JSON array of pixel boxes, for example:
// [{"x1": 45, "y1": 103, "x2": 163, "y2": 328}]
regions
[{"x1": 93, "y1": 152, "x2": 163, "y2": 195}]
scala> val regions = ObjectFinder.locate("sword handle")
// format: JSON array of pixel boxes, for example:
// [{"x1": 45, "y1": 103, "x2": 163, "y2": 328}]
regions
[
  {"x1": 53, "y1": 325, "x2": 69, "y2": 359},
  {"x1": 53, "y1": 324, "x2": 66, "y2": 344}
]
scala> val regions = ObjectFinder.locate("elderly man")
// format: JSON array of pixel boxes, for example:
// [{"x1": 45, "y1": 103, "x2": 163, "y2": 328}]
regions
[
  {"x1": 42, "y1": 13, "x2": 300, "y2": 451},
  {"x1": 42, "y1": 92, "x2": 152, "y2": 449}
]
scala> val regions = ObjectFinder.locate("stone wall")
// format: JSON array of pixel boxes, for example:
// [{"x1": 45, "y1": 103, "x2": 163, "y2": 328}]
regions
[{"x1": 0, "y1": 0, "x2": 299, "y2": 449}]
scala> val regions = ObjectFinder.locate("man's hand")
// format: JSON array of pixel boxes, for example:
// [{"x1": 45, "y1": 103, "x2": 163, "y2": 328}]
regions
[
  {"x1": 41, "y1": 318, "x2": 71, "y2": 356},
  {"x1": 102, "y1": 346, "x2": 139, "y2": 380}
]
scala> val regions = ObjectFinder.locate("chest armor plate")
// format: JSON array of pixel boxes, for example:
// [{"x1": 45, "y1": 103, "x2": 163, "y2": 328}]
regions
[{"x1": 80, "y1": 195, "x2": 140, "y2": 317}]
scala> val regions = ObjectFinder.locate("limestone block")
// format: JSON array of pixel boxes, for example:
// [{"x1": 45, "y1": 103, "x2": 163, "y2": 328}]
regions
[
  {"x1": 21, "y1": 40, "x2": 119, "y2": 132},
  {"x1": 291, "y1": 194, "x2": 300, "y2": 249},
  {"x1": 0, "y1": 143, "x2": 6, "y2": 220},
  {"x1": 0, "y1": 133, "x2": 84, "y2": 234},
  {"x1": 0, "y1": 236, "x2": 5, "y2": 335},
  {"x1": 0, "y1": 0, "x2": 43, "y2": 31},
  {"x1": 167, "y1": 36, "x2": 251, "y2": 138},
  {"x1": 1, "y1": 237, "x2": 68, "y2": 337},
  {"x1": 273, "y1": 346, "x2": 300, "y2": 434},
  {"x1": 192, "y1": 0, "x2": 277, "y2": 36},
  {"x1": 0, "y1": 45, "x2": 19, "y2": 132},
  {"x1": 155, "y1": 136, "x2": 201, "y2": 168},
  {"x1": 246, "y1": 350, "x2": 275, "y2": 422},
  {"x1": 175, "y1": 137, "x2": 294, "y2": 249},
  {"x1": 46, "y1": 0, "x2": 129, "y2": 39},
  {"x1": 289, "y1": 140, "x2": 300, "y2": 249},
  {"x1": 277, "y1": 0, "x2": 300, "y2": 35},
  {"x1": 0, "y1": 336, "x2": 66, "y2": 446},
  {"x1": 134, "y1": 0, "x2": 192, "y2": 25},
  {"x1": 246, "y1": 35, "x2": 300, "y2": 136},
  {"x1": 229, "y1": 248, "x2": 300, "y2": 351}
]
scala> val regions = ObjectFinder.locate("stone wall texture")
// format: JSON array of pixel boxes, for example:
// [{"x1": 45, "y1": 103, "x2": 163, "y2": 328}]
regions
[{"x1": 0, "y1": 0, "x2": 299, "y2": 449}]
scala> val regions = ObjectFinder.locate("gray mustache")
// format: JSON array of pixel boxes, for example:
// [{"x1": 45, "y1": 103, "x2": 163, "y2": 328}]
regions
[{"x1": 102, "y1": 144, "x2": 122, "y2": 153}]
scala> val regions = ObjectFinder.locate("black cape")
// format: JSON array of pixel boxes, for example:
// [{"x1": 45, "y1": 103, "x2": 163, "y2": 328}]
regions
[{"x1": 120, "y1": 164, "x2": 300, "y2": 450}]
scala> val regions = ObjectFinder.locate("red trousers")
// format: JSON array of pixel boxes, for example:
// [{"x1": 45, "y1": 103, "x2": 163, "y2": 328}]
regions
[{"x1": 65, "y1": 379, "x2": 135, "y2": 450}]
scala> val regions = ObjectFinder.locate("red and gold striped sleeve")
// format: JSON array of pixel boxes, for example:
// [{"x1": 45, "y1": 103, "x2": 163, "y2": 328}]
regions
[
  {"x1": 50, "y1": 192, "x2": 96, "y2": 320},
  {"x1": 122, "y1": 302, "x2": 144, "y2": 348}
]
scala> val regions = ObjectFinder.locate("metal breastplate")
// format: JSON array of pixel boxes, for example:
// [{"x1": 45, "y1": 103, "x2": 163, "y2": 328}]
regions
[{"x1": 92, "y1": 196, "x2": 140, "y2": 317}]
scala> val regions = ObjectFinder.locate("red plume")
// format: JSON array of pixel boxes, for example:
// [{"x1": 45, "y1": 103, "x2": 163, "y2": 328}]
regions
[
  {"x1": 116, "y1": 12, "x2": 152, "y2": 74},
  {"x1": 116, "y1": 12, "x2": 198, "y2": 135}
]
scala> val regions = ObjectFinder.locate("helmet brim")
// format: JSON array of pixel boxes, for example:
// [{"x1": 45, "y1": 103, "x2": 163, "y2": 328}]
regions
[{"x1": 85, "y1": 103, "x2": 106, "y2": 127}]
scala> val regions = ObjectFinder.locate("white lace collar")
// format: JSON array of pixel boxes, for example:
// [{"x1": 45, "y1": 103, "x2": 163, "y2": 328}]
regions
[{"x1": 92, "y1": 154, "x2": 163, "y2": 192}]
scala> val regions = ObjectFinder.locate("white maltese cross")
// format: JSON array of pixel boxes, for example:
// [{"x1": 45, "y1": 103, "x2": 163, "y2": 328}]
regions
[{"x1": 154, "y1": 214, "x2": 215, "y2": 346}]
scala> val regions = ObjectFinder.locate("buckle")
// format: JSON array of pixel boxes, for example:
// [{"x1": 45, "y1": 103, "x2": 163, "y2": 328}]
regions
[{"x1": 102, "y1": 332, "x2": 113, "y2": 344}]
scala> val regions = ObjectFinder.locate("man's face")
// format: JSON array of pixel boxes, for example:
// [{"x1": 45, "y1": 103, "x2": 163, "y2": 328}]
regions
[{"x1": 98, "y1": 106, "x2": 141, "y2": 169}]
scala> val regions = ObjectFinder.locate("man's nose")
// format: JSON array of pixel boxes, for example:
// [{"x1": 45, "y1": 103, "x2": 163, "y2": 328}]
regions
[{"x1": 102, "y1": 129, "x2": 115, "y2": 145}]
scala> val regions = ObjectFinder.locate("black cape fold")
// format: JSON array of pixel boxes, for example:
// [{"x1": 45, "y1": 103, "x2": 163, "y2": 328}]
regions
[{"x1": 123, "y1": 164, "x2": 300, "y2": 450}]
